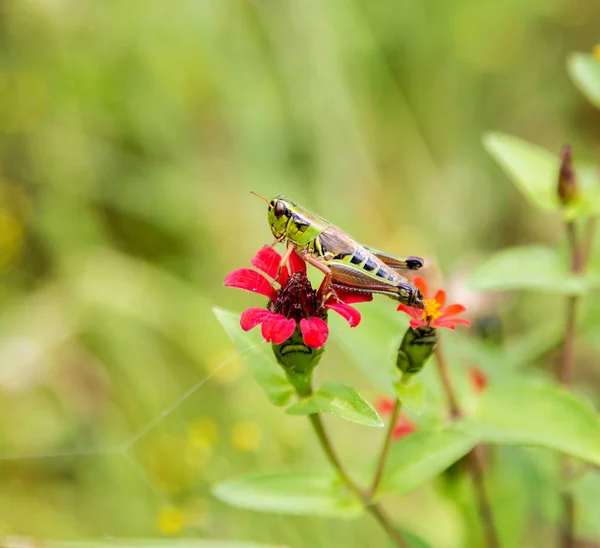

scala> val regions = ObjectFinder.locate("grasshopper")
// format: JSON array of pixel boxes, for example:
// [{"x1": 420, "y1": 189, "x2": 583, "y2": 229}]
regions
[{"x1": 253, "y1": 193, "x2": 425, "y2": 309}]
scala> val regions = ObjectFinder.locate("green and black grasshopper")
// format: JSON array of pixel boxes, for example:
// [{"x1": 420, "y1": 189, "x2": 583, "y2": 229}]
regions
[{"x1": 254, "y1": 194, "x2": 425, "y2": 309}]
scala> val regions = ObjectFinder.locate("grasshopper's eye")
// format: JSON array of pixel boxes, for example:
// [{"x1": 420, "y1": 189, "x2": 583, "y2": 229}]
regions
[
  {"x1": 274, "y1": 200, "x2": 287, "y2": 218},
  {"x1": 399, "y1": 288, "x2": 409, "y2": 298}
]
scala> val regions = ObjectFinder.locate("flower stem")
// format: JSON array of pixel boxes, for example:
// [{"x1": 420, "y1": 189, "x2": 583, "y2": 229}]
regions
[
  {"x1": 433, "y1": 341, "x2": 499, "y2": 548},
  {"x1": 368, "y1": 397, "x2": 402, "y2": 498},
  {"x1": 307, "y1": 413, "x2": 408, "y2": 548},
  {"x1": 558, "y1": 219, "x2": 587, "y2": 548},
  {"x1": 433, "y1": 341, "x2": 461, "y2": 420}
]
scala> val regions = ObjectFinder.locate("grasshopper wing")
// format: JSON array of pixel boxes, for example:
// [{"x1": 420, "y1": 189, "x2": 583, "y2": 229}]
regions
[{"x1": 363, "y1": 246, "x2": 424, "y2": 271}]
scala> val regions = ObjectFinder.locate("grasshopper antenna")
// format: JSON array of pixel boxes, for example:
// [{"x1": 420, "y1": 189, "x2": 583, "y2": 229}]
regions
[{"x1": 250, "y1": 191, "x2": 270, "y2": 205}]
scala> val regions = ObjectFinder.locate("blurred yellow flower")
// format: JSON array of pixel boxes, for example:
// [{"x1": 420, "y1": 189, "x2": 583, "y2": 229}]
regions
[
  {"x1": 144, "y1": 435, "x2": 197, "y2": 495},
  {"x1": 187, "y1": 417, "x2": 218, "y2": 450},
  {"x1": 593, "y1": 44, "x2": 600, "y2": 61},
  {"x1": 231, "y1": 420, "x2": 262, "y2": 452},
  {"x1": 204, "y1": 348, "x2": 243, "y2": 384},
  {"x1": 158, "y1": 506, "x2": 185, "y2": 535}
]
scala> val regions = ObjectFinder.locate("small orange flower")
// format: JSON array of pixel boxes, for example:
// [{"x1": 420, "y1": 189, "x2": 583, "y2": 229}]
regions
[
  {"x1": 398, "y1": 277, "x2": 470, "y2": 331},
  {"x1": 469, "y1": 366, "x2": 488, "y2": 393}
]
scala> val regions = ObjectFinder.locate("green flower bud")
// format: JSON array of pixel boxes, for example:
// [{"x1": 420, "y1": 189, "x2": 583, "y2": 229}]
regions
[
  {"x1": 272, "y1": 322, "x2": 326, "y2": 396},
  {"x1": 396, "y1": 325, "x2": 437, "y2": 375}
]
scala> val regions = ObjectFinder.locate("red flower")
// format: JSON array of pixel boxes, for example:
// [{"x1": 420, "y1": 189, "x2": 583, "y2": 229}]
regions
[
  {"x1": 397, "y1": 277, "x2": 470, "y2": 331},
  {"x1": 375, "y1": 397, "x2": 396, "y2": 416},
  {"x1": 375, "y1": 397, "x2": 417, "y2": 441},
  {"x1": 392, "y1": 416, "x2": 417, "y2": 440},
  {"x1": 469, "y1": 367, "x2": 488, "y2": 394},
  {"x1": 224, "y1": 247, "x2": 372, "y2": 349}
]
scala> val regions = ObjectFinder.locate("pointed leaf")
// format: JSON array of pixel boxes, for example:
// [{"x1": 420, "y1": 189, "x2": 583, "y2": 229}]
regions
[
  {"x1": 468, "y1": 245, "x2": 590, "y2": 295},
  {"x1": 394, "y1": 380, "x2": 425, "y2": 413},
  {"x1": 214, "y1": 307, "x2": 293, "y2": 406},
  {"x1": 568, "y1": 53, "x2": 600, "y2": 110},
  {"x1": 213, "y1": 470, "x2": 362, "y2": 518},
  {"x1": 286, "y1": 382, "x2": 383, "y2": 427},
  {"x1": 483, "y1": 132, "x2": 600, "y2": 219},
  {"x1": 459, "y1": 380, "x2": 600, "y2": 465},
  {"x1": 483, "y1": 132, "x2": 560, "y2": 212},
  {"x1": 379, "y1": 427, "x2": 476, "y2": 496}
]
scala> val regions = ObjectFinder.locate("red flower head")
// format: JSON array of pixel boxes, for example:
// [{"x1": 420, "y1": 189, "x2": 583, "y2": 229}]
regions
[
  {"x1": 397, "y1": 277, "x2": 470, "y2": 331},
  {"x1": 224, "y1": 246, "x2": 372, "y2": 349},
  {"x1": 375, "y1": 397, "x2": 417, "y2": 441}
]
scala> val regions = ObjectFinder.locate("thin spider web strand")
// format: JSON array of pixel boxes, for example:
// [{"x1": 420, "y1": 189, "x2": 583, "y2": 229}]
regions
[
  {"x1": 122, "y1": 344, "x2": 258, "y2": 450},
  {"x1": 122, "y1": 451, "x2": 171, "y2": 504}
]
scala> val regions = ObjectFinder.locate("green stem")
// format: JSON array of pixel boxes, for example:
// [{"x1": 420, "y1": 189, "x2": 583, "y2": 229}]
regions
[
  {"x1": 433, "y1": 341, "x2": 499, "y2": 548},
  {"x1": 307, "y1": 413, "x2": 408, "y2": 548},
  {"x1": 559, "y1": 220, "x2": 586, "y2": 548},
  {"x1": 369, "y1": 397, "x2": 402, "y2": 498}
]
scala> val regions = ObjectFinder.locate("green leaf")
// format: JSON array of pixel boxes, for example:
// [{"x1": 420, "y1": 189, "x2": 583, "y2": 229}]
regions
[
  {"x1": 468, "y1": 245, "x2": 589, "y2": 295},
  {"x1": 394, "y1": 380, "x2": 425, "y2": 413},
  {"x1": 379, "y1": 427, "x2": 476, "y2": 496},
  {"x1": 482, "y1": 132, "x2": 600, "y2": 220},
  {"x1": 212, "y1": 470, "x2": 362, "y2": 518},
  {"x1": 459, "y1": 380, "x2": 600, "y2": 465},
  {"x1": 483, "y1": 132, "x2": 560, "y2": 213},
  {"x1": 329, "y1": 302, "x2": 401, "y2": 391},
  {"x1": 46, "y1": 542, "x2": 285, "y2": 548},
  {"x1": 213, "y1": 307, "x2": 293, "y2": 406},
  {"x1": 571, "y1": 469, "x2": 600, "y2": 540},
  {"x1": 286, "y1": 382, "x2": 383, "y2": 427},
  {"x1": 568, "y1": 53, "x2": 600, "y2": 110}
]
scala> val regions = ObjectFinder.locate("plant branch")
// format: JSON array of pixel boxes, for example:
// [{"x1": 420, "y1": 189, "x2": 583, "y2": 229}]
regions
[
  {"x1": 368, "y1": 397, "x2": 402, "y2": 498},
  {"x1": 307, "y1": 413, "x2": 408, "y2": 548},
  {"x1": 434, "y1": 341, "x2": 499, "y2": 548}
]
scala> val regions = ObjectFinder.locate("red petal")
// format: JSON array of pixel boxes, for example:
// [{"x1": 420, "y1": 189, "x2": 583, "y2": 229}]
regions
[
  {"x1": 326, "y1": 300, "x2": 362, "y2": 327},
  {"x1": 240, "y1": 308, "x2": 273, "y2": 331},
  {"x1": 261, "y1": 314, "x2": 296, "y2": 344},
  {"x1": 251, "y1": 247, "x2": 282, "y2": 282},
  {"x1": 327, "y1": 288, "x2": 373, "y2": 304},
  {"x1": 375, "y1": 397, "x2": 395, "y2": 416},
  {"x1": 392, "y1": 417, "x2": 416, "y2": 440},
  {"x1": 224, "y1": 268, "x2": 278, "y2": 301},
  {"x1": 434, "y1": 317, "x2": 471, "y2": 329},
  {"x1": 409, "y1": 318, "x2": 427, "y2": 329},
  {"x1": 413, "y1": 277, "x2": 429, "y2": 298},
  {"x1": 433, "y1": 289, "x2": 446, "y2": 307},
  {"x1": 300, "y1": 317, "x2": 329, "y2": 349},
  {"x1": 287, "y1": 250, "x2": 306, "y2": 276},
  {"x1": 441, "y1": 303, "x2": 467, "y2": 317},
  {"x1": 397, "y1": 304, "x2": 421, "y2": 320},
  {"x1": 333, "y1": 289, "x2": 373, "y2": 304}
]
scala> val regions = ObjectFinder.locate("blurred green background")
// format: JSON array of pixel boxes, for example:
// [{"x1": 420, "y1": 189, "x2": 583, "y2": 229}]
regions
[{"x1": 1, "y1": 0, "x2": 600, "y2": 546}]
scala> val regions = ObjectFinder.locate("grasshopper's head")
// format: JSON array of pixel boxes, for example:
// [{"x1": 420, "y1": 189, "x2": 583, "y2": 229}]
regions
[
  {"x1": 267, "y1": 196, "x2": 294, "y2": 241},
  {"x1": 399, "y1": 282, "x2": 424, "y2": 309}
]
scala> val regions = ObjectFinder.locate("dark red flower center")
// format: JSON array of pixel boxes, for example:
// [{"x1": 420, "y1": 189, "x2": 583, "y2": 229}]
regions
[{"x1": 271, "y1": 272, "x2": 323, "y2": 321}]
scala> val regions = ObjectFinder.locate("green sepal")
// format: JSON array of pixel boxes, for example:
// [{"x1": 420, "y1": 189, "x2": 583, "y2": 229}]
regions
[
  {"x1": 271, "y1": 322, "x2": 326, "y2": 396},
  {"x1": 396, "y1": 326, "x2": 437, "y2": 375}
]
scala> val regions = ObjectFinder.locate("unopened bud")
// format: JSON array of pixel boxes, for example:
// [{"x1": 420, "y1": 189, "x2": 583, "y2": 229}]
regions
[
  {"x1": 272, "y1": 322, "x2": 326, "y2": 396},
  {"x1": 558, "y1": 146, "x2": 577, "y2": 205},
  {"x1": 396, "y1": 325, "x2": 437, "y2": 375}
]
